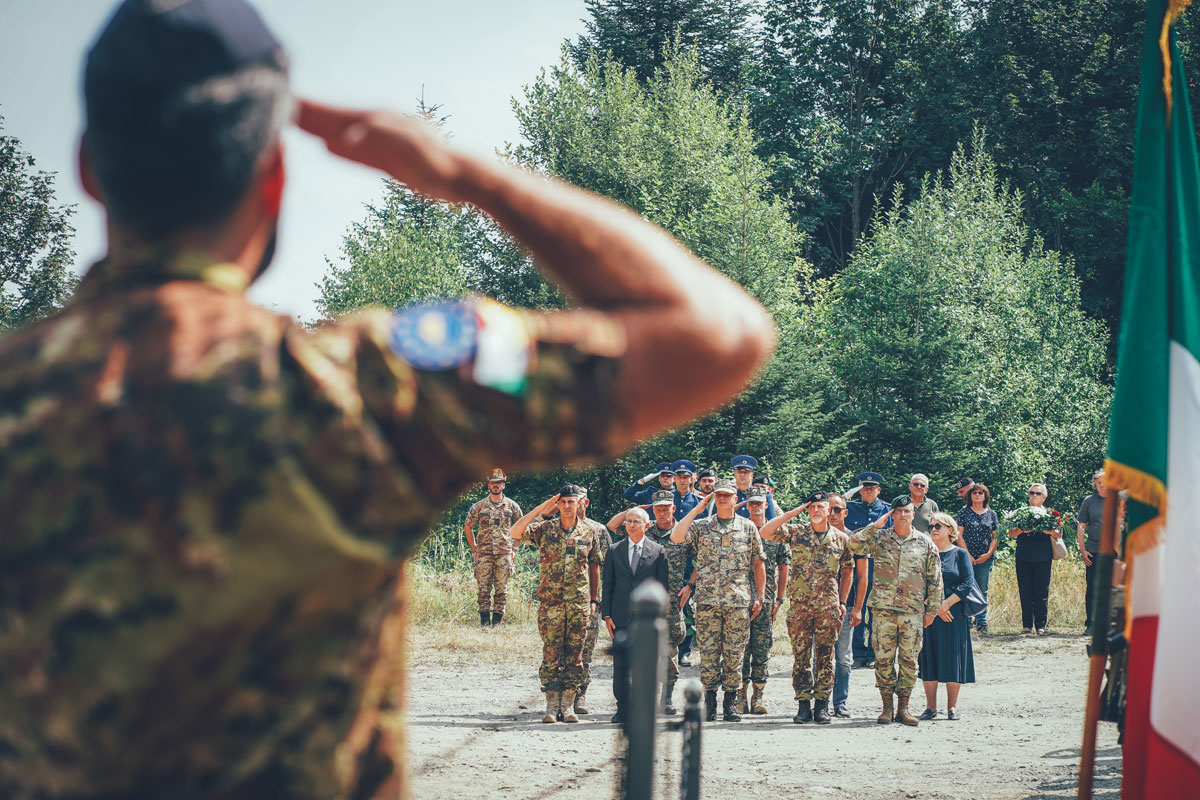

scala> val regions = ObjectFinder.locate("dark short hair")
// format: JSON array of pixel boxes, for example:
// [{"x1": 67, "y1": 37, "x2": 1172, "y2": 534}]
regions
[
  {"x1": 967, "y1": 482, "x2": 991, "y2": 508},
  {"x1": 84, "y1": 50, "x2": 291, "y2": 238}
]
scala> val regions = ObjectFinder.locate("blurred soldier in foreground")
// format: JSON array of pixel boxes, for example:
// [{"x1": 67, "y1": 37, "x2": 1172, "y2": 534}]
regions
[
  {"x1": 671, "y1": 480, "x2": 765, "y2": 722},
  {"x1": 576, "y1": 487, "x2": 612, "y2": 715},
  {"x1": 510, "y1": 488, "x2": 602, "y2": 723},
  {"x1": 738, "y1": 487, "x2": 790, "y2": 714},
  {"x1": 0, "y1": 0, "x2": 775, "y2": 795},
  {"x1": 465, "y1": 468, "x2": 522, "y2": 626},
  {"x1": 761, "y1": 491, "x2": 851, "y2": 724},
  {"x1": 847, "y1": 496, "x2": 944, "y2": 726}
]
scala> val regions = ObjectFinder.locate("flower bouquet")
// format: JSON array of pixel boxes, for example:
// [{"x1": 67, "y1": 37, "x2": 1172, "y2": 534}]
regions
[{"x1": 1004, "y1": 505, "x2": 1062, "y2": 533}]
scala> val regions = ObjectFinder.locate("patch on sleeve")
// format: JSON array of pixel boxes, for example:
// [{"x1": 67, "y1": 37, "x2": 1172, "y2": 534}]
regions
[
  {"x1": 473, "y1": 298, "x2": 532, "y2": 395},
  {"x1": 388, "y1": 300, "x2": 479, "y2": 370}
]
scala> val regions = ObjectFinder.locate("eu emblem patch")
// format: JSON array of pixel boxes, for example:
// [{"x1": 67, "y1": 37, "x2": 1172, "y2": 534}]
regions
[{"x1": 388, "y1": 300, "x2": 478, "y2": 370}]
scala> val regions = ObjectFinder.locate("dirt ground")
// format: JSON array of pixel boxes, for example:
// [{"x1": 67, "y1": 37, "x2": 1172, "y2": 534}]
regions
[{"x1": 404, "y1": 625, "x2": 1122, "y2": 800}]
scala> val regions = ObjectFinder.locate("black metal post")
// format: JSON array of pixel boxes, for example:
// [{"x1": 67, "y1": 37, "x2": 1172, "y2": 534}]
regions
[
  {"x1": 625, "y1": 580, "x2": 667, "y2": 800},
  {"x1": 679, "y1": 679, "x2": 703, "y2": 800}
]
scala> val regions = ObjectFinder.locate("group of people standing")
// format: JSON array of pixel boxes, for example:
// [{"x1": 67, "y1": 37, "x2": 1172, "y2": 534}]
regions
[{"x1": 464, "y1": 459, "x2": 991, "y2": 727}]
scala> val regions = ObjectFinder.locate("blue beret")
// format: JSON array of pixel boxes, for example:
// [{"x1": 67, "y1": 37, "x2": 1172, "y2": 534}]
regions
[{"x1": 731, "y1": 455, "x2": 758, "y2": 470}]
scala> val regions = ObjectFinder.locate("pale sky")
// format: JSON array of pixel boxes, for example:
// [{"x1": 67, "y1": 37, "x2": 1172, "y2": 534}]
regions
[{"x1": 0, "y1": 0, "x2": 588, "y2": 321}]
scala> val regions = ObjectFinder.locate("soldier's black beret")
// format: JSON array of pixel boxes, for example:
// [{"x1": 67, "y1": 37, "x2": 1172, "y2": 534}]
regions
[
  {"x1": 892, "y1": 494, "x2": 914, "y2": 508},
  {"x1": 696, "y1": 468, "x2": 716, "y2": 478},
  {"x1": 806, "y1": 491, "x2": 829, "y2": 504},
  {"x1": 558, "y1": 484, "x2": 583, "y2": 498},
  {"x1": 87, "y1": 0, "x2": 282, "y2": 96}
]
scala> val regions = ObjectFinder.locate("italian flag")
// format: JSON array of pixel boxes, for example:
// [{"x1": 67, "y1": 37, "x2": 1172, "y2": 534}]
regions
[{"x1": 1105, "y1": 0, "x2": 1200, "y2": 796}]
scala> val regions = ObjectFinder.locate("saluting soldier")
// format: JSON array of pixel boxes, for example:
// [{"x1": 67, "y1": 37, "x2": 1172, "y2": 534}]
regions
[
  {"x1": 624, "y1": 463, "x2": 675, "y2": 504},
  {"x1": 761, "y1": 491, "x2": 852, "y2": 724},
  {"x1": 0, "y1": 0, "x2": 776, "y2": 794},
  {"x1": 510, "y1": 486, "x2": 602, "y2": 723},
  {"x1": 671, "y1": 480, "x2": 766, "y2": 722},
  {"x1": 847, "y1": 495, "x2": 944, "y2": 726},
  {"x1": 464, "y1": 469, "x2": 523, "y2": 626},
  {"x1": 738, "y1": 487, "x2": 790, "y2": 714},
  {"x1": 576, "y1": 487, "x2": 612, "y2": 716}
]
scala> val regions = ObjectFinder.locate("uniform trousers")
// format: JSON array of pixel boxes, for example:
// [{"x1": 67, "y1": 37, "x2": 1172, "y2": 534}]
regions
[
  {"x1": 695, "y1": 604, "x2": 750, "y2": 691},
  {"x1": 787, "y1": 606, "x2": 842, "y2": 701},
  {"x1": 538, "y1": 601, "x2": 591, "y2": 691},
  {"x1": 870, "y1": 609, "x2": 925, "y2": 694},
  {"x1": 474, "y1": 553, "x2": 513, "y2": 614}
]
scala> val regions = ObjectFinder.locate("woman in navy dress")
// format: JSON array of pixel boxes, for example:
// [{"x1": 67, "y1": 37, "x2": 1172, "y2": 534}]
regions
[{"x1": 918, "y1": 512, "x2": 976, "y2": 720}]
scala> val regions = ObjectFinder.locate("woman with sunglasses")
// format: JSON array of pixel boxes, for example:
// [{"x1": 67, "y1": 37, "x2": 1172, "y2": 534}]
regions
[
  {"x1": 1007, "y1": 483, "x2": 1061, "y2": 634},
  {"x1": 917, "y1": 513, "x2": 976, "y2": 719},
  {"x1": 956, "y1": 484, "x2": 999, "y2": 634}
]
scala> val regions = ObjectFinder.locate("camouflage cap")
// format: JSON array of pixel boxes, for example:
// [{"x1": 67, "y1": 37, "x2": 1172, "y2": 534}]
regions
[
  {"x1": 712, "y1": 478, "x2": 737, "y2": 494},
  {"x1": 745, "y1": 487, "x2": 768, "y2": 502},
  {"x1": 651, "y1": 490, "x2": 675, "y2": 506},
  {"x1": 486, "y1": 468, "x2": 507, "y2": 482}
]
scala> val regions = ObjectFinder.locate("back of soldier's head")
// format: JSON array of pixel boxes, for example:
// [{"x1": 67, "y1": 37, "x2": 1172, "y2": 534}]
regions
[{"x1": 83, "y1": 0, "x2": 291, "y2": 239}]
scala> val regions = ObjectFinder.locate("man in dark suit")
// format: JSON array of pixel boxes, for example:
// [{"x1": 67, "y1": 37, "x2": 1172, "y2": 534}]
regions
[{"x1": 602, "y1": 507, "x2": 671, "y2": 723}]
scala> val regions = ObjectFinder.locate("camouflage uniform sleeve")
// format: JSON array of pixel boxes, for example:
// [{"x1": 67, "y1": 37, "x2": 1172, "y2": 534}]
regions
[
  {"x1": 464, "y1": 502, "x2": 481, "y2": 531},
  {"x1": 750, "y1": 529, "x2": 767, "y2": 562},
  {"x1": 288, "y1": 305, "x2": 627, "y2": 556},
  {"x1": 776, "y1": 541, "x2": 791, "y2": 567},
  {"x1": 925, "y1": 541, "x2": 945, "y2": 615},
  {"x1": 838, "y1": 533, "x2": 853, "y2": 570},
  {"x1": 510, "y1": 500, "x2": 523, "y2": 518},
  {"x1": 588, "y1": 528, "x2": 603, "y2": 565},
  {"x1": 846, "y1": 524, "x2": 879, "y2": 556},
  {"x1": 525, "y1": 519, "x2": 545, "y2": 550}
]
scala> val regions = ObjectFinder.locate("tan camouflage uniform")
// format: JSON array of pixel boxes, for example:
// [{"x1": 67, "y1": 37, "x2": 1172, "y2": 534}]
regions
[
  {"x1": 0, "y1": 253, "x2": 625, "y2": 800},
  {"x1": 466, "y1": 496, "x2": 522, "y2": 615},
  {"x1": 741, "y1": 537, "x2": 791, "y2": 683},
  {"x1": 647, "y1": 522, "x2": 688, "y2": 685},
  {"x1": 524, "y1": 519, "x2": 602, "y2": 692},
  {"x1": 776, "y1": 522, "x2": 852, "y2": 700},
  {"x1": 579, "y1": 518, "x2": 612, "y2": 698},
  {"x1": 848, "y1": 524, "x2": 944, "y2": 694},
  {"x1": 685, "y1": 515, "x2": 766, "y2": 691}
]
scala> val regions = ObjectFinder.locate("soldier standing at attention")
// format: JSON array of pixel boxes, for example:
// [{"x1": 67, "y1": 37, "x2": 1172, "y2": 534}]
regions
[
  {"x1": 465, "y1": 469, "x2": 523, "y2": 627},
  {"x1": 510, "y1": 487, "x2": 602, "y2": 723},
  {"x1": 738, "y1": 487, "x2": 790, "y2": 715},
  {"x1": 0, "y1": 0, "x2": 775, "y2": 793},
  {"x1": 670, "y1": 459, "x2": 704, "y2": 519},
  {"x1": 845, "y1": 471, "x2": 892, "y2": 668},
  {"x1": 847, "y1": 496, "x2": 944, "y2": 726},
  {"x1": 671, "y1": 480, "x2": 766, "y2": 722},
  {"x1": 760, "y1": 491, "x2": 851, "y2": 724},
  {"x1": 575, "y1": 487, "x2": 612, "y2": 716},
  {"x1": 731, "y1": 455, "x2": 781, "y2": 519}
]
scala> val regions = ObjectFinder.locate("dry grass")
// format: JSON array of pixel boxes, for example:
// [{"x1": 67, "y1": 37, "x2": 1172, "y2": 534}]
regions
[{"x1": 406, "y1": 555, "x2": 1090, "y2": 653}]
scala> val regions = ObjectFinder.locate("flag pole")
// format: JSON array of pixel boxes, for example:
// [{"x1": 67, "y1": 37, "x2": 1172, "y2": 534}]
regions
[{"x1": 1077, "y1": 491, "x2": 1120, "y2": 800}]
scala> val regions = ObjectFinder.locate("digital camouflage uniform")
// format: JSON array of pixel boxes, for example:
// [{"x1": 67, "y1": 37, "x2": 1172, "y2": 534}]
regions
[
  {"x1": 848, "y1": 524, "x2": 944, "y2": 694},
  {"x1": 0, "y1": 254, "x2": 625, "y2": 800},
  {"x1": 648, "y1": 522, "x2": 689, "y2": 685},
  {"x1": 685, "y1": 515, "x2": 766, "y2": 691},
  {"x1": 777, "y1": 523, "x2": 852, "y2": 701},
  {"x1": 466, "y1": 496, "x2": 522, "y2": 615},
  {"x1": 742, "y1": 537, "x2": 791, "y2": 683},
  {"x1": 524, "y1": 519, "x2": 602, "y2": 692},
  {"x1": 579, "y1": 518, "x2": 612, "y2": 698}
]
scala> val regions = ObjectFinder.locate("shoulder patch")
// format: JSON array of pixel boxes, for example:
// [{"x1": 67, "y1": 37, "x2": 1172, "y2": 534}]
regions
[{"x1": 388, "y1": 300, "x2": 478, "y2": 370}]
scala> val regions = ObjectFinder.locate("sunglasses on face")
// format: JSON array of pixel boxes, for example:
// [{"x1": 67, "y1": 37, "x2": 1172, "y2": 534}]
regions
[
  {"x1": 971, "y1": 490, "x2": 985, "y2": 494},
  {"x1": 829, "y1": 507, "x2": 847, "y2": 514},
  {"x1": 1029, "y1": 491, "x2": 1045, "y2": 496},
  {"x1": 929, "y1": 523, "x2": 947, "y2": 531},
  {"x1": 909, "y1": 482, "x2": 928, "y2": 488}
]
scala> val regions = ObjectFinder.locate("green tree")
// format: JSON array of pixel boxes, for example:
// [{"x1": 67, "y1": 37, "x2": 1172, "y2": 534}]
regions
[
  {"x1": 1, "y1": 114, "x2": 76, "y2": 333},
  {"x1": 569, "y1": 0, "x2": 758, "y2": 98},
  {"x1": 813, "y1": 135, "x2": 1111, "y2": 511}
]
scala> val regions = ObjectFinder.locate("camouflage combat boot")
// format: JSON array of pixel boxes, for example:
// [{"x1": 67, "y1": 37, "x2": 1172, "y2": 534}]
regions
[
  {"x1": 894, "y1": 692, "x2": 919, "y2": 726},
  {"x1": 736, "y1": 681, "x2": 749, "y2": 714},
  {"x1": 751, "y1": 683, "x2": 767, "y2": 714},
  {"x1": 574, "y1": 689, "x2": 589, "y2": 715},
  {"x1": 723, "y1": 691, "x2": 742, "y2": 722},
  {"x1": 480, "y1": 611, "x2": 491, "y2": 627},
  {"x1": 542, "y1": 691, "x2": 560, "y2": 723},
  {"x1": 877, "y1": 691, "x2": 893, "y2": 724},
  {"x1": 704, "y1": 690, "x2": 718, "y2": 722},
  {"x1": 662, "y1": 680, "x2": 677, "y2": 716},
  {"x1": 560, "y1": 690, "x2": 580, "y2": 723}
]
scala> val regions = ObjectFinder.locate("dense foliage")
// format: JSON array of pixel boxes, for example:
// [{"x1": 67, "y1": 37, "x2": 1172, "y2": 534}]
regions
[{"x1": 0, "y1": 114, "x2": 76, "y2": 333}]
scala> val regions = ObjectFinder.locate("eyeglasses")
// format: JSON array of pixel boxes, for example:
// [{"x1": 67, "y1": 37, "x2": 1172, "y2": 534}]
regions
[
  {"x1": 970, "y1": 490, "x2": 985, "y2": 494},
  {"x1": 1029, "y1": 491, "x2": 1045, "y2": 496},
  {"x1": 909, "y1": 482, "x2": 928, "y2": 488},
  {"x1": 929, "y1": 523, "x2": 947, "y2": 531}
]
